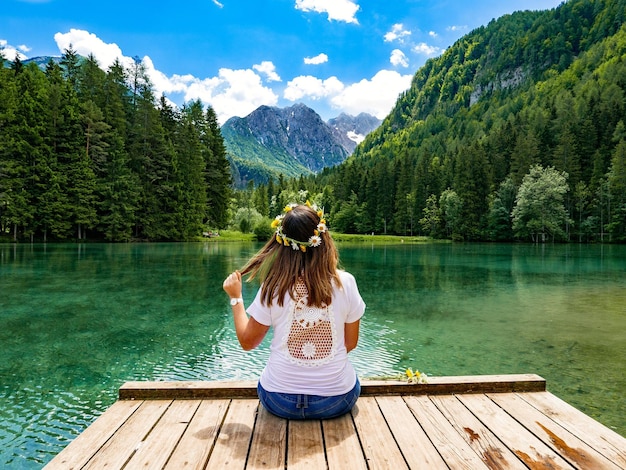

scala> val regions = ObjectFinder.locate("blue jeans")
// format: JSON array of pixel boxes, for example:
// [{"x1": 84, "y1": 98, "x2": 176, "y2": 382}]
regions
[{"x1": 257, "y1": 378, "x2": 360, "y2": 420}]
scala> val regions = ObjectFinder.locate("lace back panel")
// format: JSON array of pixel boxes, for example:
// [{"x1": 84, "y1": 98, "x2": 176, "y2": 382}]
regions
[{"x1": 284, "y1": 280, "x2": 336, "y2": 366}]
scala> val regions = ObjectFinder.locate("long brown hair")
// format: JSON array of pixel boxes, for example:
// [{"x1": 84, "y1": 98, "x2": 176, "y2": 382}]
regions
[{"x1": 240, "y1": 204, "x2": 341, "y2": 307}]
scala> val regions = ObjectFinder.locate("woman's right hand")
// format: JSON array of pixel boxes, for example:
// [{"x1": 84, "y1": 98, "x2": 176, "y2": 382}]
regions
[{"x1": 223, "y1": 271, "x2": 243, "y2": 298}]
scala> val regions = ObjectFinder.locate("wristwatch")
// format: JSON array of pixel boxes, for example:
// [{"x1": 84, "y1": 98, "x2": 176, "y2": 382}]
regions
[{"x1": 230, "y1": 297, "x2": 243, "y2": 306}]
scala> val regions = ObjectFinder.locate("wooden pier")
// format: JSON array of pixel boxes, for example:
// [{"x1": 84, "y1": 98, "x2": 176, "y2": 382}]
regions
[{"x1": 44, "y1": 374, "x2": 626, "y2": 469}]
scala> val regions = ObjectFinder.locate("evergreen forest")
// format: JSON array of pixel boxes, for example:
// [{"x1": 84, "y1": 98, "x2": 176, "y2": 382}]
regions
[
  {"x1": 247, "y1": 0, "x2": 626, "y2": 243},
  {"x1": 0, "y1": 48, "x2": 232, "y2": 242}
]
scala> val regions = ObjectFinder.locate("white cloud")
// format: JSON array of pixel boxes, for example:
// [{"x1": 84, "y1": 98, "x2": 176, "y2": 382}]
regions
[
  {"x1": 284, "y1": 75, "x2": 344, "y2": 101},
  {"x1": 330, "y1": 70, "x2": 412, "y2": 119},
  {"x1": 138, "y1": 58, "x2": 278, "y2": 123},
  {"x1": 429, "y1": 31, "x2": 438, "y2": 38},
  {"x1": 212, "y1": 0, "x2": 224, "y2": 7},
  {"x1": 384, "y1": 23, "x2": 411, "y2": 43},
  {"x1": 183, "y1": 68, "x2": 278, "y2": 123},
  {"x1": 295, "y1": 0, "x2": 360, "y2": 24},
  {"x1": 413, "y1": 42, "x2": 442, "y2": 56},
  {"x1": 390, "y1": 49, "x2": 408, "y2": 68},
  {"x1": 0, "y1": 39, "x2": 27, "y2": 61},
  {"x1": 447, "y1": 25, "x2": 467, "y2": 32},
  {"x1": 18, "y1": 44, "x2": 32, "y2": 53},
  {"x1": 54, "y1": 29, "x2": 132, "y2": 70},
  {"x1": 253, "y1": 61, "x2": 281, "y2": 82},
  {"x1": 142, "y1": 56, "x2": 190, "y2": 95},
  {"x1": 304, "y1": 53, "x2": 328, "y2": 65}
]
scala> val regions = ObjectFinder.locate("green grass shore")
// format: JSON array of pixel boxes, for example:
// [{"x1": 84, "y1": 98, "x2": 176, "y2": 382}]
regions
[
  {"x1": 200, "y1": 230, "x2": 442, "y2": 245},
  {"x1": 0, "y1": 231, "x2": 443, "y2": 244}
]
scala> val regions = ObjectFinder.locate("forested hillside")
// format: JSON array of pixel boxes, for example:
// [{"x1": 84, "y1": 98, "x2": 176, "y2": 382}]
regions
[
  {"x1": 281, "y1": 0, "x2": 626, "y2": 242},
  {"x1": 0, "y1": 49, "x2": 232, "y2": 242}
]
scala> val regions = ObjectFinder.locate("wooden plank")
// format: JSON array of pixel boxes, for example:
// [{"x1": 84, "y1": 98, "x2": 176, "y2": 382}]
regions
[
  {"x1": 247, "y1": 405, "x2": 286, "y2": 470},
  {"x1": 322, "y1": 413, "x2": 367, "y2": 470},
  {"x1": 376, "y1": 396, "x2": 448, "y2": 469},
  {"x1": 352, "y1": 396, "x2": 409, "y2": 469},
  {"x1": 362, "y1": 374, "x2": 546, "y2": 396},
  {"x1": 488, "y1": 392, "x2": 621, "y2": 469},
  {"x1": 204, "y1": 399, "x2": 257, "y2": 469},
  {"x1": 43, "y1": 399, "x2": 142, "y2": 470},
  {"x1": 429, "y1": 395, "x2": 528, "y2": 470},
  {"x1": 287, "y1": 420, "x2": 326, "y2": 470},
  {"x1": 81, "y1": 400, "x2": 172, "y2": 470},
  {"x1": 457, "y1": 394, "x2": 575, "y2": 469},
  {"x1": 518, "y1": 391, "x2": 626, "y2": 468},
  {"x1": 403, "y1": 395, "x2": 489, "y2": 470},
  {"x1": 124, "y1": 400, "x2": 201, "y2": 469},
  {"x1": 118, "y1": 374, "x2": 546, "y2": 400},
  {"x1": 120, "y1": 380, "x2": 258, "y2": 400},
  {"x1": 164, "y1": 399, "x2": 230, "y2": 470}
]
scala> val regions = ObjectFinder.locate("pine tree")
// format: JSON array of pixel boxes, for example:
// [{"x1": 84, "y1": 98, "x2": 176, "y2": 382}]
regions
[
  {"x1": 47, "y1": 60, "x2": 98, "y2": 240},
  {"x1": 98, "y1": 59, "x2": 138, "y2": 241},
  {"x1": 173, "y1": 103, "x2": 208, "y2": 239},
  {"x1": 78, "y1": 53, "x2": 107, "y2": 106},
  {"x1": 9, "y1": 63, "x2": 50, "y2": 240},
  {"x1": 126, "y1": 62, "x2": 177, "y2": 240},
  {"x1": 60, "y1": 45, "x2": 81, "y2": 91},
  {"x1": 607, "y1": 139, "x2": 626, "y2": 241},
  {"x1": 510, "y1": 129, "x2": 541, "y2": 186},
  {"x1": 0, "y1": 51, "x2": 17, "y2": 236},
  {"x1": 453, "y1": 143, "x2": 491, "y2": 239},
  {"x1": 204, "y1": 105, "x2": 232, "y2": 228},
  {"x1": 41, "y1": 60, "x2": 72, "y2": 240}
]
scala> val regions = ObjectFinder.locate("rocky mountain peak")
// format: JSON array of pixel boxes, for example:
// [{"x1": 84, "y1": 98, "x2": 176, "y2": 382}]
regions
[{"x1": 221, "y1": 103, "x2": 381, "y2": 185}]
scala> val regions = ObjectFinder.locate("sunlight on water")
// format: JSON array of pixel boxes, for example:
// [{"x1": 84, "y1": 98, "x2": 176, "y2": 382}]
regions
[{"x1": 0, "y1": 242, "x2": 624, "y2": 468}]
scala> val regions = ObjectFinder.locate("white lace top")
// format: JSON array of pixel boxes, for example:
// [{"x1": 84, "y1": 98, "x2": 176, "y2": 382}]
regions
[{"x1": 248, "y1": 270, "x2": 365, "y2": 396}]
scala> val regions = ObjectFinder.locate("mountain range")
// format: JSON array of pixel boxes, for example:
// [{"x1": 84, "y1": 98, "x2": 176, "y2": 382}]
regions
[{"x1": 220, "y1": 104, "x2": 381, "y2": 186}]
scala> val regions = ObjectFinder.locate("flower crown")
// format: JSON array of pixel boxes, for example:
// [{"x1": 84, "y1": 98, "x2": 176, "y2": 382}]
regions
[{"x1": 270, "y1": 201, "x2": 327, "y2": 252}]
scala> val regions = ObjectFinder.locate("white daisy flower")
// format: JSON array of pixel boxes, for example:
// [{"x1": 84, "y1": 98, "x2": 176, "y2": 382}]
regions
[{"x1": 309, "y1": 235, "x2": 322, "y2": 247}]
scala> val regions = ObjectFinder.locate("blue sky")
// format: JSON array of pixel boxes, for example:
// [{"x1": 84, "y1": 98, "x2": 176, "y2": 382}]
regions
[{"x1": 2, "y1": 0, "x2": 563, "y2": 123}]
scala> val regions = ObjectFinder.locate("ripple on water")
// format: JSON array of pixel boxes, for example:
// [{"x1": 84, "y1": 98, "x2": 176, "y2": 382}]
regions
[
  {"x1": 353, "y1": 321, "x2": 407, "y2": 377},
  {"x1": 0, "y1": 387, "x2": 104, "y2": 468}
]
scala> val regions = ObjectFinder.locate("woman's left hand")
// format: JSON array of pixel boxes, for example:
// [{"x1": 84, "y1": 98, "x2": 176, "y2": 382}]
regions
[{"x1": 223, "y1": 271, "x2": 243, "y2": 298}]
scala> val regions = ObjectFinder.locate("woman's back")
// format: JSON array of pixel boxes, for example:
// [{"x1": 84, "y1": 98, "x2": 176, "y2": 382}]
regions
[{"x1": 248, "y1": 271, "x2": 364, "y2": 396}]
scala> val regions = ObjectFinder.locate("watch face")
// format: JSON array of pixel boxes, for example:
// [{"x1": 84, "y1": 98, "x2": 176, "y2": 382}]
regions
[{"x1": 230, "y1": 298, "x2": 240, "y2": 305}]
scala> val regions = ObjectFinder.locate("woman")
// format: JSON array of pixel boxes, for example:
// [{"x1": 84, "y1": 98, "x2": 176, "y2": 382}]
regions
[{"x1": 223, "y1": 203, "x2": 365, "y2": 419}]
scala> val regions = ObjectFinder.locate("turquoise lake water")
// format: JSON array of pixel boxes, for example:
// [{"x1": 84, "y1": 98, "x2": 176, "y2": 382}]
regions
[{"x1": 0, "y1": 241, "x2": 624, "y2": 468}]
